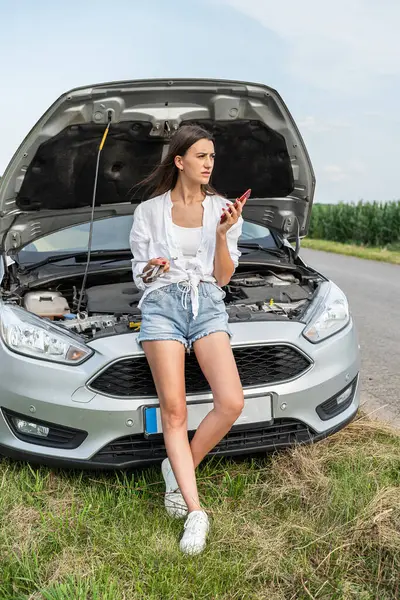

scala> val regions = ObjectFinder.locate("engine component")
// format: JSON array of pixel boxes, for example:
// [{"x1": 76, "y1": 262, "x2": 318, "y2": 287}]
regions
[
  {"x1": 86, "y1": 282, "x2": 141, "y2": 314},
  {"x1": 229, "y1": 271, "x2": 298, "y2": 287},
  {"x1": 61, "y1": 313, "x2": 140, "y2": 336},
  {"x1": 263, "y1": 273, "x2": 299, "y2": 286},
  {"x1": 224, "y1": 269, "x2": 312, "y2": 305},
  {"x1": 24, "y1": 291, "x2": 70, "y2": 319},
  {"x1": 62, "y1": 314, "x2": 118, "y2": 333},
  {"x1": 19, "y1": 266, "x2": 318, "y2": 340},
  {"x1": 226, "y1": 283, "x2": 312, "y2": 305},
  {"x1": 227, "y1": 298, "x2": 307, "y2": 321}
]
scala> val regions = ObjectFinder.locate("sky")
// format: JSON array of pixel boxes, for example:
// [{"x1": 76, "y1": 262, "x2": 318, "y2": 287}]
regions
[{"x1": 0, "y1": 0, "x2": 399, "y2": 204}]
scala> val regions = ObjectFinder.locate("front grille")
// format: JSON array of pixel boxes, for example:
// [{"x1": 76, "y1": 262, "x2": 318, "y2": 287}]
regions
[
  {"x1": 89, "y1": 345, "x2": 311, "y2": 397},
  {"x1": 2, "y1": 408, "x2": 88, "y2": 449},
  {"x1": 92, "y1": 419, "x2": 314, "y2": 464}
]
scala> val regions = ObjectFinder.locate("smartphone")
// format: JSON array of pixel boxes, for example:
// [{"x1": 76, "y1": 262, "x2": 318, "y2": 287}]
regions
[{"x1": 220, "y1": 188, "x2": 251, "y2": 223}]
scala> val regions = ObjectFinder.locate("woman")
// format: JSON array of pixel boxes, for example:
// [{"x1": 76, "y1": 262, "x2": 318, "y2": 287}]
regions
[{"x1": 129, "y1": 125, "x2": 247, "y2": 555}]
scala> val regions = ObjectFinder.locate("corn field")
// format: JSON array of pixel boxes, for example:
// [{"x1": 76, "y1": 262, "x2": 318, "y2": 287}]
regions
[{"x1": 308, "y1": 201, "x2": 400, "y2": 247}]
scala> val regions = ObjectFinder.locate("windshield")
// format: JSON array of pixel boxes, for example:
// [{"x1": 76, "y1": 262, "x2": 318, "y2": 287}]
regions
[{"x1": 17, "y1": 215, "x2": 279, "y2": 265}]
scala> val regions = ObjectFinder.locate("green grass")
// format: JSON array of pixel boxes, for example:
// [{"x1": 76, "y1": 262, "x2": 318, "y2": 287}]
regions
[
  {"x1": 301, "y1": 238, "x2": 400, "y2": 265},
  {"x1": 0, "y1": 415, "x2": 399, "y2": 599}
]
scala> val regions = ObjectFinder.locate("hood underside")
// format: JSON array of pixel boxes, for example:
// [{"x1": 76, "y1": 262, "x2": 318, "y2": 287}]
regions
[{"x1": 0, "y1": 78, "x2": 315, "y2": 252}]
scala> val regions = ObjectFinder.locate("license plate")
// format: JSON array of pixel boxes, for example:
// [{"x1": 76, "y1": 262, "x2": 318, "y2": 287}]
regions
[{"x1": 144, "y1": 395, "x2": 272, "y2": 436}]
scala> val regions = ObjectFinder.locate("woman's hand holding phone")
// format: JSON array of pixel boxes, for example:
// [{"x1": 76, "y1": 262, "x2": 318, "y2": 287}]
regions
[{"x1": 217, "y1": 188, "x2": 251, "y2": 235}]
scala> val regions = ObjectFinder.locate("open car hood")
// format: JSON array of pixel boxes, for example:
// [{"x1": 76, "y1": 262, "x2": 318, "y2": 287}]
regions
[{"x1": 0, "y1": 78, "x2": 315, "y2": 253}]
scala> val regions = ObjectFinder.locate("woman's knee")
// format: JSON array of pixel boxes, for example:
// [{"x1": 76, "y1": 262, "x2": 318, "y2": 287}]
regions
[
  {"x1": 160, "y1": 397, "x2": 188, "y2": 430},
  {"x1": 216, "y1": 392, "x2": 245, "y2": 421}
]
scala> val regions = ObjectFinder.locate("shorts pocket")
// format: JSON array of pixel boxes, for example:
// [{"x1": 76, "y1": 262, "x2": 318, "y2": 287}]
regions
[
  {"x1": 144, "y1": 288, "x2": 167, "y2": 303},
  {"x1": 207, "y1": 284, "x2": 226, "y2": 303}
]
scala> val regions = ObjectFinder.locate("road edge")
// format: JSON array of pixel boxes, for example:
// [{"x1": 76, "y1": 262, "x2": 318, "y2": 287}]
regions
[{"x1": 300, "y1": 239, "x2": 400, "y2": 265}]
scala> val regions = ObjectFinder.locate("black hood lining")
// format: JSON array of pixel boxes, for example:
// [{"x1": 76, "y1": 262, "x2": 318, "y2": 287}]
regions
[{"x1": 16, "y1": 119, "x2": 294, "y2": 211}]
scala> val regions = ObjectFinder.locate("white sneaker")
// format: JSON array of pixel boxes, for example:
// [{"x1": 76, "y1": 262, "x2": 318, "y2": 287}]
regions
[
  {"x1": 161, "y1": 458, "x2": 188, "y2": 518},
  {"x1": 180, "y1": 510, "x2": 210, "y2": 555}
]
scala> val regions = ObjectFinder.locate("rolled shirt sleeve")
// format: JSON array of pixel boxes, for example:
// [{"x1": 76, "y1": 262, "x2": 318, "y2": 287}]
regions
[
  {"x1": 226, "y1": 215, "x2": 243, "y2": 268},
  {"x1": 130, "y1": 204, "x2": 150, "y2": 291}
]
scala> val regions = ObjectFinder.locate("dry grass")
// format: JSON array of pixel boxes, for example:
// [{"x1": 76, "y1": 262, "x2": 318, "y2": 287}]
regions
[
  {"x1": 5, "y1": 505, "x2": 42, "y2": 557},
  {"x1": 0, "y1": 411, "x2": 399, "y2": 599},
  {"x1": 301, "y1": 238, "x2": 400, "y2": 265}
]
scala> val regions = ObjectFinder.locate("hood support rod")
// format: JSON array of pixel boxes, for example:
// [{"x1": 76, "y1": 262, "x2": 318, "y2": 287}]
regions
[{"x1": 76, "y1": 111, "x2": 112, "y2": 314}]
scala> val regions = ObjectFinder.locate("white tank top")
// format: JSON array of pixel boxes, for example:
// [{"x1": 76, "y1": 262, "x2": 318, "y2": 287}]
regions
[{"x1": 172, "y1": 223, "x2": 203, "y2": 258}]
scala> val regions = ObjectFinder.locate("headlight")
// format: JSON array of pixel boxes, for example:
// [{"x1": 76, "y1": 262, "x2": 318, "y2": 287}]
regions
[
  {"x1": 302, "y1": 282, "x2": 350, "y2": 343},
  {"x1": 0, "y1": 304, "x2": 93, "y2": 364}
]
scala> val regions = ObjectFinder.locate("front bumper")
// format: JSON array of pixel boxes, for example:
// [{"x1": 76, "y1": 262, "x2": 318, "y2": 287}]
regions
[
  {"x1": 0, "y1": 318, "x2": 361, "y2": 469},
  {"x1": 0, "y1": 411, "x2": 358, "y2": 470}
]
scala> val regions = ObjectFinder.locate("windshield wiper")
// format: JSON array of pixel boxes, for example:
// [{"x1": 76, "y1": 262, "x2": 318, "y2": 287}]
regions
[
  {"x1": 238, "y1": 242, "x2": 287, "y2": 257},
  {"x1": 19, "y1": 249, "x2": 132, "y2": 273},
  {"x1": 19, "y1": 242, "x2": 286, "y2": 274}
]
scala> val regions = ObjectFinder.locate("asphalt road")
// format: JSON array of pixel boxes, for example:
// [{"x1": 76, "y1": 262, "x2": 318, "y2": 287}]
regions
[{"x1": 299, "y1": 248, "x2": 400, "y2": 425}]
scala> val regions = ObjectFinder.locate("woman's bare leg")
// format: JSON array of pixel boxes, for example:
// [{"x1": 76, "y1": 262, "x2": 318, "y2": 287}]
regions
[
  {"x1": 190, "y1": 332, "x2": 244, "y2": 468},
  {"x1": 141, "y1": 340, "x2": 201, "y2": 513}
]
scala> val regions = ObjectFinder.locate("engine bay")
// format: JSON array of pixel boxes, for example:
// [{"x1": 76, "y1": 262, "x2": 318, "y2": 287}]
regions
[{"x1": 12, "y1": 264, "x2": 323, "y2": 340}]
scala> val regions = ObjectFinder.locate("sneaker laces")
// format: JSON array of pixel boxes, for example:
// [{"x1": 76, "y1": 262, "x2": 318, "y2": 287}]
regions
[
  {"x1": 184, "y1": 511, "x2": 208, "y2": 534},
  {"x1": 166, "y1": 490, "x2": 185, "y2": 505}
]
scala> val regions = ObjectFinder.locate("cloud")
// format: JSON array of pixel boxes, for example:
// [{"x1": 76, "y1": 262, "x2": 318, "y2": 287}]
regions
[
  {"x1": 322, "y1": 161, "x2": 366, "y2": 184},
  {"x1": 322, "y1": 165, "x2": 347, "y2": 183},
  {"x1": 298, "y1": 116, "x2": 351, "y2": 134},
  {"x1": 211, "y1": 0, "x2": 400, "y2": 94},
  {"x1": 298, "y1": 117, "x2": 331, "y2": 134}
]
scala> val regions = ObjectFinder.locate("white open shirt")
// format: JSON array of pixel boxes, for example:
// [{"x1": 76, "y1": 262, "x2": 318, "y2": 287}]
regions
[{"x1": 129, "y1": 190, "x2": 243, "y2": 319}]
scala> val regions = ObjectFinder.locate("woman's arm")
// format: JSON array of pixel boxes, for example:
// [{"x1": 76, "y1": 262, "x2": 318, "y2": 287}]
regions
[
  {"x1": 213, "y1": 230, "x2": 235, "y2": 287},
  {"x1": 129, "y1": 204, "x2": 152, "y2": 290},
  {"x1": 213, "y1": 202, "x2": 243, "y2": 287},
  {"x1": 130, "y1": 204, "x2": 170, "y2": 288}
]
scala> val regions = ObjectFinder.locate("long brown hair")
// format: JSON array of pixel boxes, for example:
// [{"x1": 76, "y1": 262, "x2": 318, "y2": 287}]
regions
[{"x1": 137, "y1": 124, "x2": 219, "y2": 198}]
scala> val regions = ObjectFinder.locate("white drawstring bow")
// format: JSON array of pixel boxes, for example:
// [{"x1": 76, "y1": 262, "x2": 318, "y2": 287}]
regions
[{"x1": 177, "y1": 274, "x2": 201, "y2": 319}]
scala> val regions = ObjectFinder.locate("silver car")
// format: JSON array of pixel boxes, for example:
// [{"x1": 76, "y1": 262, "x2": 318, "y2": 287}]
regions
[{"x1": 0, "y1": 79, "x2": 360, "y2": 469}]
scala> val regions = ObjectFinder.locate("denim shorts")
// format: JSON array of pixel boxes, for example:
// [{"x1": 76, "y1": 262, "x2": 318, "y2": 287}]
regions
[{"x1": 136, "y1": 281, "x2": 232, "y2": 352}]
